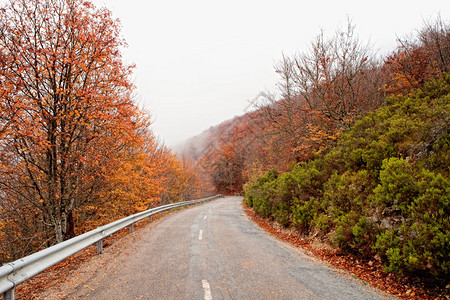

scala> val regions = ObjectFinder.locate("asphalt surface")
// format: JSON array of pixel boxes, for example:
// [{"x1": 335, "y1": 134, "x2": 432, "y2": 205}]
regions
[{"x1": 66, "y1": 196, "x2": 393, "y2": 300}]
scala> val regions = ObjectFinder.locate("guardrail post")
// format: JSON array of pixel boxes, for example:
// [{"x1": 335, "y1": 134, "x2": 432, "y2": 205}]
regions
[
  {"x1": 160, "y1": 211, "x2": 163, "y2": 216},
  {"x1": 3, "y1": 288, "x2": 14, "y2": 300},
  {"x1": 97, "y1": 239, "x2": 103, "y2": 254},
  {"x1": 129, "y1": 223, "x2": 134, "y2": 233},
  {"x1": 149, "y1": 215, "x2": 152, "y2": 222}
]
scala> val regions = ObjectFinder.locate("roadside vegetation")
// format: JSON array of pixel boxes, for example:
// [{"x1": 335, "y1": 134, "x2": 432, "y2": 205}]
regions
[{"x1": 244, "y1": 74, "x2": 449, "y2": 280}]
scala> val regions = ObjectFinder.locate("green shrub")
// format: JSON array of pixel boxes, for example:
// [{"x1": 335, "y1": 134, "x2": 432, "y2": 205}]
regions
[
  {"x1": 324, "y1": 170, "x2": 374, "y2": 219},
  {"x1": 274, "y1": 203, "x2": 291, "y2": 227},
  {"x1": 351, "y1": 216, "x2": 378, "y2": 254},
  {"x1": 292, "y1": 198, "x2": 315, "y2": 231},
  {"x1": 332, "y1": 211, "x2": 360, "y2": 252},
  {"x1": 373, "y1": 168, "x2": 449, "y2": 276},
  {"x1": 372, "y1": 157, "x2": 417, "y2": 213},
  {"x1": 312, "y1": 213, "x2": 331, "y2": 232},
  {"x1": 272, "y1": 172, "x2": 298, "y2": 226},
  {"x1": 244, "y1": 169, "x2": 278, "y2": 209},
  {"x1": 253, "y1": 179, "x2": 277, "y2": 218}
]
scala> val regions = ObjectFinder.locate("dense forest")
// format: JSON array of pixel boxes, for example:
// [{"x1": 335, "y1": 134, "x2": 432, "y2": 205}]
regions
[
  {"x1": 181, "y1": 19, "x2": 449, "y2": 281},
  {"x1": 0, "y1": 0, "x2": 213, "y2": 264}
]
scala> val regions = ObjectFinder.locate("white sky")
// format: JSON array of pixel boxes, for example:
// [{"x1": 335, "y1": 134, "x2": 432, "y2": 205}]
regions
[{"x1": 90, "y1": 0, "x2": 449, "y2": 147}]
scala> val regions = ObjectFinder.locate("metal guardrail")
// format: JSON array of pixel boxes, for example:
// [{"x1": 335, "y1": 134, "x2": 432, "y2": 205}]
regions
[{"x1": 0, "y1": 195, "x2": 223, "y2": 300}]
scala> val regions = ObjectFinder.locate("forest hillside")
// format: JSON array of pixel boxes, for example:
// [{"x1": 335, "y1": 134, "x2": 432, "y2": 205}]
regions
[
  {"x1": 245, "y1": 74, "x2": 449, "y2": 279},
  {"x1": 180, "y1": 18, "x2": 449, "y2": 282}
]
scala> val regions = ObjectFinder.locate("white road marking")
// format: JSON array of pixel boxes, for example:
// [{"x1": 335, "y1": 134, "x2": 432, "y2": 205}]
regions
[
  {"x1": 204, "y1": 215, "x2": 207, "y2": 220},
  {"x1": 199, "y1": 229, "x2": 203, "y2": 240},
  {"x1": 202, "y1": 279, "x2": 212, "y2": 300}
]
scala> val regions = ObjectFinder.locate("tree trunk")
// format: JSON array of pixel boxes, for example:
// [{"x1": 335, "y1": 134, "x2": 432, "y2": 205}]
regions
[
  {"x1": 54, "y1": 216, "x2": 64, "y2": 244},
  {"x1": 65, "y1": 210, "x2": 75, "y2": 240}
]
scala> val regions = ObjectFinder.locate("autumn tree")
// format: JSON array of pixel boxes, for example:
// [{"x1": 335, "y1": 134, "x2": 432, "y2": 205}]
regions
[
  {"x1": 159, "y1": 155, "x2": 214, "y2": 204},
  {"x1": 250, "y1": 22, "x2": 385, "y2": 173},
  {"x1": 289, "y1": 21, "x2": 385, "y2": 130},
  {"x1": 0, "y1": 0, "x2": 137, "y2": 245},
  {"x1": 385, "y1": 16, "x2": 450, "y2": 94},
  {"x1": 253, "y1": 56, "x2": 335, "y2": 163},
  {"x1": 253, "y1": 56, "x2": 309, "y2": 160},
  {"x1": 198, "y1": 121, "x2": 244, "y2": 194},
  {"x1": 194, "y1": 114, "x2": 272, "y2": 194}
]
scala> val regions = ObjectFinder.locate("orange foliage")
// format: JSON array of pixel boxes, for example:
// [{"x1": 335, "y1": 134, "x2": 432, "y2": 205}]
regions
[
  {"x1": 0, "y1": 0, "x2": 139, "y2": 244},
  {"x1": 160, "y1": 155, "x2": 214, "y2": 204},
  {"x1": 74, "y1": 112, "x2": 171, "y2": 233},
  {"x1": 384, "y1": 17, "x2": 449, "y2": 95},
  {"x1": 0, "y1": 0, "x2": 211, "y2": 263}
]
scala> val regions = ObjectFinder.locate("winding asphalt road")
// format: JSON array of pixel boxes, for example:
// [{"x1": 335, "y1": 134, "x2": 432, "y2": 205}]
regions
[{"x1": 66, "y1": 196, "x2": 393, "y2": 299}]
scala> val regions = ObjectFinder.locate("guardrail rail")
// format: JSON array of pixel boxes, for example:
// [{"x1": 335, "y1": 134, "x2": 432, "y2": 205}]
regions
[{"x1": 0, "y1": 194, "x2": 223, "y2": 300}]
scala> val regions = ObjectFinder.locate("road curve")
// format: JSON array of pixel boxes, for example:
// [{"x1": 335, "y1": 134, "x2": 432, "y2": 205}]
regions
[{"x1": 64, "y1": 196, "x2": 393, "y2": 299}]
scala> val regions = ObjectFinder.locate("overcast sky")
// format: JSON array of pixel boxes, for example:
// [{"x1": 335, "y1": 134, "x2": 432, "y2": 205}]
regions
[{"x1": 90, "y1": 0, "x2": 448, "y2": 147}]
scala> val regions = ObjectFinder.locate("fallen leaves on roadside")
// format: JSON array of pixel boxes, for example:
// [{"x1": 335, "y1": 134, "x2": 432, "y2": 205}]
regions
[
  {"x1": 15, "y1": 214, "x2": 165, "y2": 299},
  {"x1": 243, "y1": 204, "x2": 449, "y2": 300}
]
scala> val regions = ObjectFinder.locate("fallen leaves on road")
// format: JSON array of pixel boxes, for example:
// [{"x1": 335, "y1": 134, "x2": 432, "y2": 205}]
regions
[{"x1": 243, "y1": 204, "x2": 449, "y2": 300}]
